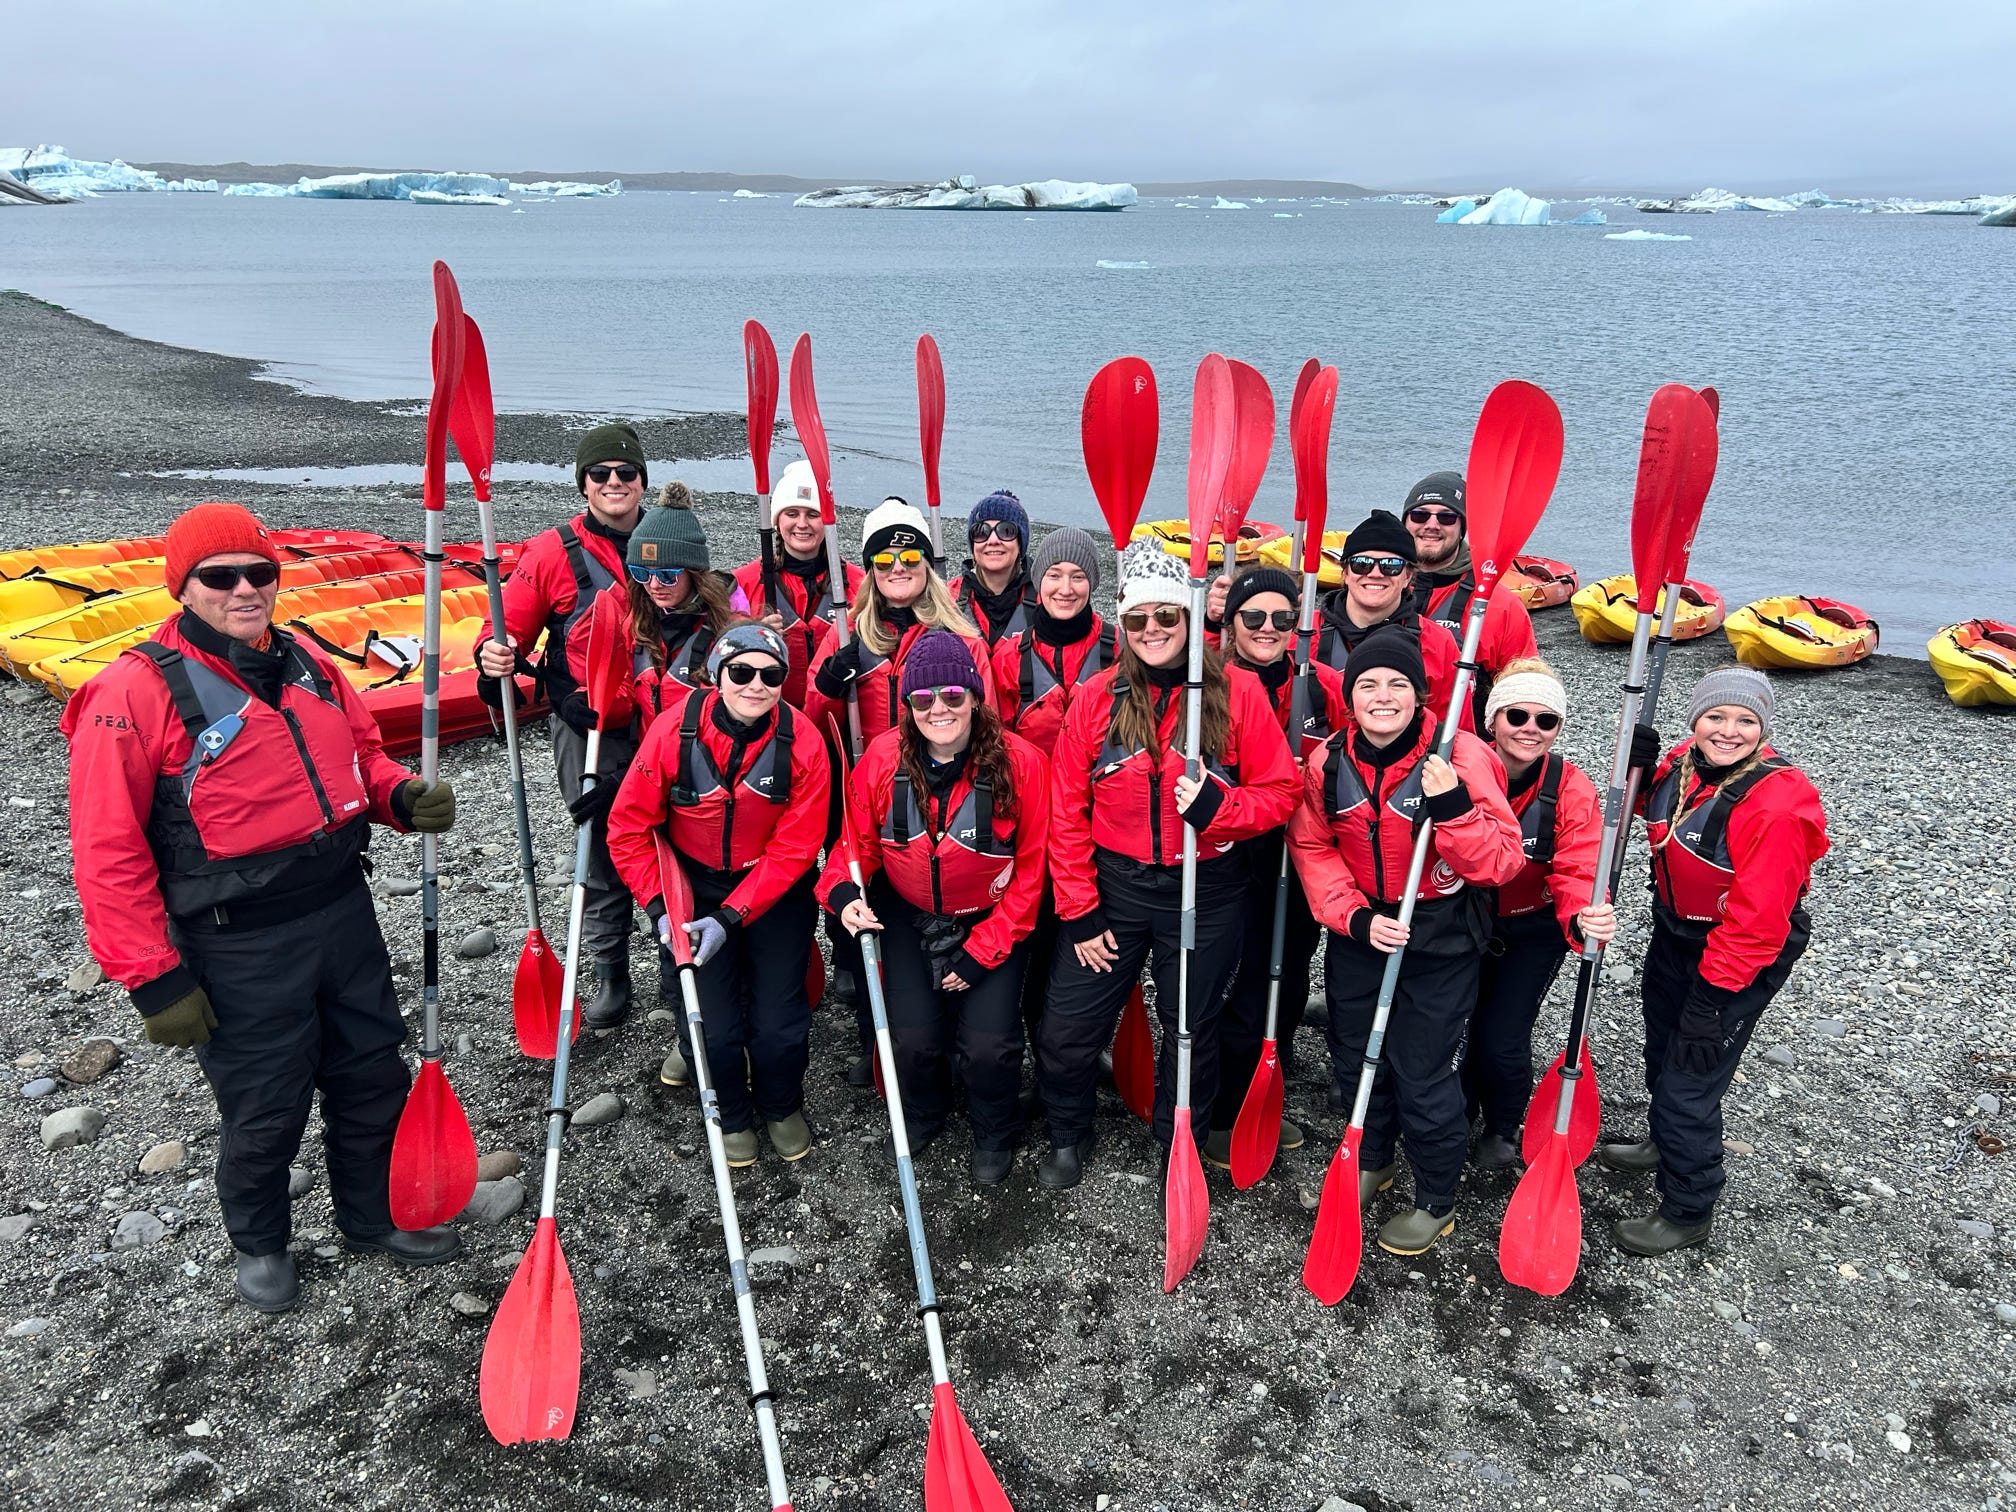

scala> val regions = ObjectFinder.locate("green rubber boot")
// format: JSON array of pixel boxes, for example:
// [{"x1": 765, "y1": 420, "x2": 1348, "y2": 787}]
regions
[
  {"x1": 1359, "y1": 1162, "x2": 1397, "y2": 1209},
  {"x1": 1377, "y1": 1206, "x2": 1456, "y2": 1256},
  {"x1": 721, "y1": 1129, "x2": 759, "y2": 1168},
  {"x1": 1597, "y1": 1139, "x2": 1662, "y2": 1175},
  {"x1": 767, "y1": 1111, "x2": 813, "y2": 1162}
]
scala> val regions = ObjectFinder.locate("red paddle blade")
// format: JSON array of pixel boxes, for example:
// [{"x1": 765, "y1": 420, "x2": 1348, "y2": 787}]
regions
[
  {"x1": 1185, "y1": 355, "x2": 1236, "y2": 577},
  {"x1": 1111, "y1": 985, "x2": 1154, "y2": 1122},
  {"x1": 1081, "y1": 357, "x2": 1159, "y2": 549},
  {"x1": 1498, "y1": 1132, "x2": 1581, "y2": 1296},
  {"x1": 787, "y1": 333, "x2": 838, "y2": 527},
  {"x1": 1291, "y1": 366, "x2": 1340, "y2": 570},
  {"x1": 1627, "y1": 384, "x2": 1719, "y2": 607},
  {"x1": 1302, "y1": 1125, "x2": 1365, "y2": 1305},
  {"x1": 583, "y1": 592, "x2": 627, "y2": 732},
  {"x1": 1228, "y1": 1044, "x2": 1284, "y2": 1189},
  {"x1": 388, "y1": 1058, "x2": 478, "y2": 1229},
  {"x1": 923, "y1": 1381, "x2": 1015, "y2": 1512},
  {"x1": 450, "y1": 314, "x2": 496, "y2": 501},
  {"x1": 917, "y1": 334, "x2": 946, "y2": 510},
  {"x1": 481, "y1": 1216, "x2": 582, "y2": 1444},
  {"x1": 423, "y1": 262, "x2": 467, "y2": 514},
  {"x1": 1162, "y1": 1107, "x2": 1210, "y2": 1292},
  {"x1": 1219, "y1": 359, "x2": 1275, "y2": 543},
  {"x1": 1287, "y1": 356, "x2": 1321, "y2": 521},
  {"x1": 744, "y1": 320, "x2": 780, "y2": 495},
  {"x1": 1522, "y1": 1039, "x2": 1601, "y2": 1167},
  {"x1": 1698, "y1": 385, "x2": 1720, "y2": 421},
  {"x1": 1463, "y1": 380, "x2": 1563, "y2": 595},
  {"x1": 653, "y1": 834, "x2": 697, "y2": 968},
  {"x1": 512, "y1": 928, "x2": 565, "y2": 1059}
]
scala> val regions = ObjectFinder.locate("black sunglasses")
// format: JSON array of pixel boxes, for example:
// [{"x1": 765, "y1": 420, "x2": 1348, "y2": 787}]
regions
[
  {"x1": 1237, "y1": 608, "x2": 1297, "y2": 632},
  {"x1": 1346, "y1": 555, "x2": 1410, "y2": 578},
  {"x1": 722, "y1": 661, "x2": 787, "y2": 688},
  {"x1": 1499, "y1": 707, "x2": 1561, "y2": 731},
  {"x1": 970, "y1": 521, "x2": 1018, "y2": 544},
  {"x1": 586, "y1": 463, "x2": 641, "y2": 484},
  {"x1": 192, "y1": 562, "x2": 280, "y2": 591},
  {"x1": 1121, "y1": 606, "x2": 1184, "y2": 632},
  {"x1": 1407, "y1": 507, "x2": 1461, "y2": 527}
]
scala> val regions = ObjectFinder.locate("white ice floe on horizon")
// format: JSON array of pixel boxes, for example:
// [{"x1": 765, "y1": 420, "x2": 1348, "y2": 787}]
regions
[
  {"x1": 0, "y1": 146, "x2": 217, "y2": 196},
  {"x1": 795, "y1": 174, "x2": 1136, "y2": 210},
  {"x1": 1605, "y1": 229, "x2": 1693, "y2": 242},
  {"x1": 1980, "y1": 200, "x2": 2016, "y2": 227},
  {"x1": 1272, "y1": 212, "x2": 1299, "y2": 218},
  {"x1": 1562, "y1": 208, "x2": 1609, "y2": 225},
  {"x1": 1638, "y1": 187, "x2": 1797, "y2": 214},
  {"x1": 512, "y1": 179, "x2": 621, "y2": 197},
  {"x1": 731, "y1": 188, "x2": 770, "y2": 198},
  {"x1": 408, "y1": 190, "x2": 511, "y2": 207},
  {"x1": 1096, "y1": 259, "x2": 1153, "y2": 269},
  {"x1": 1212, "y1": 196, "x2": 1249, "y2": 210}
]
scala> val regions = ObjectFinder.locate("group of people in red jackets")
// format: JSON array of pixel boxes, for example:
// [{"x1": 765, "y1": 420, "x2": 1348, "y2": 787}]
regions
[{"x1": 64, "y1": 427, "x2": 1828, "y2": 1311}]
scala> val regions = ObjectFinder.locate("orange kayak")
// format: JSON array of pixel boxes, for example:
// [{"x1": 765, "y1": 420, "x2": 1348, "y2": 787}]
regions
[
  {"x1": 29, "y1": 566, "x2": 483, "y2": 695},
  {"x1": 284, "y1": 589, "x2": 544, "y2": 754},
  {"x1": 1506, "y1": 554, "x2": 1579, "y2": 610},
  {"x1": 0, "y1": 527, "x2": 399, "y2": 582}
]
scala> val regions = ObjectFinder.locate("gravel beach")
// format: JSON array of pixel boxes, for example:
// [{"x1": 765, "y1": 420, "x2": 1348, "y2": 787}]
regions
[{"x1": 0, "y1": 289, "x2": 2010, "y2": 1512}]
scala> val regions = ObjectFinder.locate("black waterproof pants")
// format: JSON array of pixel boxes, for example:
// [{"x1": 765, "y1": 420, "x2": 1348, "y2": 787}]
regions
[
  {"x1": 1214, "y1": 831, "x2": 1320, "y2": 1130},
  {"x1": 178, "y1": 883, "x2": 409, "y2": 1256},
  {"x1": 1037, "y1": 853, "x2": 1244, "y2": 1149},
  {"x1": 552, "y1": 718, "x2": 639, "y2": 969},
  {"x1": 675, "y1": 867, "x2": 817, "y2": 1132},
  {"x1": 868, "y1": 888, "x2": 1028, "y2": 1152},
  {"x1": 1462, "y1": 909, "x2": 1571, "y2": 1139},
  {"x1": 1324, "y1": 929, "x2": 1479, "y2": 1214},
  {"x1": 1642, "y1": 915, "x2": 1809, "y2": 1224}
]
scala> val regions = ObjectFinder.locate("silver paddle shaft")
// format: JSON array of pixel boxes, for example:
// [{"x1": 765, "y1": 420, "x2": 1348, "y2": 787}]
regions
[
  {"x1": 1175, "y1": 574, "x2": 1207, "y2": 1110},
  {"x1": 674, "y1": 958, "x2": 792, "y2": 1506},
  {"x1": 474, "y1": 503, "x2": 543, "y2": 936},
  {"x1": 1260, "y1": 562, "x2": 1321, "y2": 1041},
  {"x1": 1343, "y1": 597, "x2": 1489, "y2": 1131},
  {"x1": 419, "y1": 509, "x2": 444, "y2": 1059},
  {"x1": 536, "y1": 724, "x2": 600, "y2": 1221},
  {"x1": 848, "y1": 856, "x2": 954, "y2": 1389}
]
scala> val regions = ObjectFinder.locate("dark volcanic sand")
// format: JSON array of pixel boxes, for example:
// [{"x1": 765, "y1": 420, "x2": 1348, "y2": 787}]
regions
[{"x1": 0, "y1": 289, "x2": 2010, "y2": 1511}]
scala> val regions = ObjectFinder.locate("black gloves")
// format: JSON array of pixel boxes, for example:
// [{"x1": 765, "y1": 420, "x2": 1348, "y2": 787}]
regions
[
  {"x1": 566, "y1": 778, "x2": 619, "y2": 826},
  {"x1": 1673, "y1": 979, "x2": 1736, "y2": 1075},
  {"x1": 1629, "y1": 724, "x2": 1662, "y2": 774},
  {"x1": 394, "y1": 778, "x2": 457, "y2": 833},
  {"x1": 557, "y1": 691, "x2": 597, "y2": 734},
  {"x1": 814, "y1": 640, "x2": 866, "y2": 698}
]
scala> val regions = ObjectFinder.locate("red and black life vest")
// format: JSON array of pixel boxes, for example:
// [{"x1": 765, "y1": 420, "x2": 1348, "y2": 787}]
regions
[
  {"x1": 133, "y1": 636, "x2": 371, "y2": 923},
  {"x1": 1090, "y1": 676, "x2": 1239, "y2": 867},
  {"x1": 1320, "y1": 730, "x2": 1467, "y2": 904},
  {"x1": 1019, "y1": 623, "x2": 1117, "y2": 713},
  {"x1": 879, "y1": 763, "x2": 1016, "y2": 916},
  {"x1": 955, "y1": 573, "x2": 1038, "y2": 645},
  {"x1": 1494, "y1": 754, "x2": 1564, "y2": 917},
  {"x1": 664, "y1": 693, "x2": 797, "y2": 873},
  {"x1": 1645, "y1": 756, "x2": 1794, "y2": 924}
]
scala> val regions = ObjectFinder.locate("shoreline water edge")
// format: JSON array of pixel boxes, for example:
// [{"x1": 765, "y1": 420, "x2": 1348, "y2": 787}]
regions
[{"x1": 0, "y1": 288, "x2": 2009, "y2": 1509}]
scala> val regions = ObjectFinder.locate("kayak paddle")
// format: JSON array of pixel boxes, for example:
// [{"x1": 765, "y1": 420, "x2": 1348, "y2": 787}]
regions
[
  {"x1": 1304, "y1": 379, "x2": 1562, "y2": 1305},
  {"x1": 1218, "y1": 359, "x2": 1275, "y2": 547},
  {"x1": 1499, "y1": 383, "x2": 1717, "y2": 1297},
  {"x1": 480, "y1": 596, "x2": 629, "y2": 1442},
  {"x1": 1165, "y1": 353, "x2": 1237, "y2": 1294},
  {"x1": 1079, "y1": 356, "x2": 1160, "y2": 1123},
  {"x1": 1285, "y1": 357, "x2": 1322, "y2": 568},
  {"x1": 789, "y1": 333, "x2": 863, "y2": 759},
  {"x1": 918, "y1": 334, "x2": 946, "y2": 560},
  {"x1": 745, "y1": 320, "x2": 781, "y2": 616},
  {"x1": 832, "y1": 720, "x2": 1016, "y2": 1511},
  {"x1": 388, "y1": 260, "x2": 478, "y2": 1231},
  {"x1": 1230, "y1": 363, "x2": 1335, "y2": 1190},
  {"x1": 654, "y1": 835, "x2": 796, "y2": 1507}
]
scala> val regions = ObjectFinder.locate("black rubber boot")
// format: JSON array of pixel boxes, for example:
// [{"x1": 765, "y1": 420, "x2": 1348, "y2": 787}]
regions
[
  {"x1": 344, "y1": 1226, "x2": 464, "y2": 1267},
  {"x1": 234, "y1": 1250, "x2": 300, "y2": 1313},
  {"x1": 1614, "y1": 1211, "x2": 1714, "y2": 1256},
  {"x1": 583, "y1": 961, "x2": 633, "y2": 1030},
  {"x1": 845, "y1": 1055, "x2": 873, "y2": 1090},
  {"x1": 1596, "y1": 1139, "x2": 1662, "y2": 1175},
  {"x1": 1473, "y1": 1132, "x2": 1522, "y2": 1170},
  {"x1": 1037, "y1": 1134, "x2": 1097, "y2": 1191},
  {"x1": 970, "y1": 1147, "x2": 1015, "y2": 1187}
]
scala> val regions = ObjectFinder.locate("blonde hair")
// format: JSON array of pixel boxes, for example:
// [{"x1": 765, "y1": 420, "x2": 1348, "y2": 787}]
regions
[
  {"x1": 1498, "y1": 655, "x2": 1555, "y2": 681},
  {"x1": 1651, "y1": 743, "x2": 1770, "y2": 853},
  {"x1": 853, "y1": 568, "x2": 980, "y2": 655}
]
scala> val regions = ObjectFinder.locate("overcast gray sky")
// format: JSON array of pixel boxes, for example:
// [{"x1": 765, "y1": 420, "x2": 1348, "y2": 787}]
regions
[{"x1": 8, "y1": 0, "x2": 2011, "y2": 192}]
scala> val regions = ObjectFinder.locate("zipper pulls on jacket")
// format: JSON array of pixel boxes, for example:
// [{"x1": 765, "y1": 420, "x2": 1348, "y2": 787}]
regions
[{"x1": 280, "y1": 708, "x2": 337, "y2": 827}]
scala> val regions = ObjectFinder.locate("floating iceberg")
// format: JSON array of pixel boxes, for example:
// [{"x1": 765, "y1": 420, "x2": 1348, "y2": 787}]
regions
[
  {"x1": 1212, "y1": 196, "x2": 1249, "y2": 210},
  {"x1": 796, "y1": 174, "x2": 1135, "y2": 210},
  {"x1": 1783, "y1": 188, "x2": 1873, "y2": 210},
  {"x1": 1369, "y1": 192, "x2": 1440, "y2": 204},
  {"x1": 0, "y1": 145, "x2": 217, "y2": 196},
  {"x1": 225, "y1": 171, "x2": 617, "y2": 201},
  {"x1": 409, "y1": 190, "x2": 511, "y2": 207},
  {"x1": 1981, "y1": 201, "x2": 2016, "y2": 228},
  {"x1": 1272, "y1": 212, "x2": 1299, "y2": 218},
  {"x1": 1639, "y1": 187, "x2": 1797, "y2": 214},
  {"x1": 1456, "y1": 188, "x2": 1552, "y2": 226},
  {"x1": 1562, "y1": 208, "x2": 1608, "y2": 225},
  {"x1": 1435, "y1": 199, "x2": 1478, "y2": 223},
  {"x1": 1883, "y1": 193, "x2": 2014, "y2": 216},
  {"x1": 1606, "y1": 229, "x2": 1693, "y2": 242},
  {"x1": 1096, "y1": 259, "x2": 1153, "y2": 269},
  {"x1": 731, "y1": 188, "x2": 770, "y2": 199}
]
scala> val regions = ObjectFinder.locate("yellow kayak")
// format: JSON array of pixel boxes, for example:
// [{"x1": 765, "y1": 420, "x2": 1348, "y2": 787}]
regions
[
  {"x1": 1572, "y1": 575, "x2": 1726, "y2": 645},
  {"x1": 1724, "y1": 596, "x2": 1879, "y2": 669},
  {"x1": 1256, "y1": 528, "x2": 1345, "y2": 585},
  {"x1": 1132, "y1": 518, "x2": 1286, "y2": 569},
  {"x1": 1927, "y1": 619, "x2": 2016, "y2": 707},
  {"x1": 28, "y1": 567, "x2": 457, "y2": 695},
  {"x1": 0, "y1": 558, "x2": 170, "y2": 630},
  {"x1": 0, "y1": 536, "x2": 167, "y2": 580}
]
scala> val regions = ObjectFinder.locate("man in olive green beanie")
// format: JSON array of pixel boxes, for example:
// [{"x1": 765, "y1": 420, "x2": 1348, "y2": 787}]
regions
[{"x1": 574, "y1": 422, "x2": 650, "y2": 495}]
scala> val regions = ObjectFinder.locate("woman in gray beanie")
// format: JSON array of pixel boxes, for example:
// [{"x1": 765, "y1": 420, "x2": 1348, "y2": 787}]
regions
[{"x1": 1599, "y1": 665, "x2": 1830, "y2": 1256}]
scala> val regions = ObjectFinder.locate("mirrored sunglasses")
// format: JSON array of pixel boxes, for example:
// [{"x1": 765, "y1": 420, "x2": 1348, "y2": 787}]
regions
[
  {"x1": 871, "y1": 548, "x2": 927, "y2": 571},
  {"x1": 904, "y1": 685, "x2": 971, "y2": 713},
  {"x1": 628, "y1": 564, "x2": 686, "y2": 586},
  {"x1": 1346, "y1": 555, "x2": 1409, "y2": 578}
]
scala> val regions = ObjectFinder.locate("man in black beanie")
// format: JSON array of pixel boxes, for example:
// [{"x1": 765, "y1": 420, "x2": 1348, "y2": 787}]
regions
[
  {"x1": 1307, "y1": 511, "x2": 1464, "y2": 726},
  {"x1": 1398, "y1": 470, "x2": 1537, "y2": 729},
  {"x1": 473, "y1": 422, "x2": 653, "y2": 1028}
]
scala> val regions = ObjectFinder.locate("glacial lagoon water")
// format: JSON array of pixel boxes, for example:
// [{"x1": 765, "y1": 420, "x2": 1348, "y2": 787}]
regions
[{"x1": 4, "y1": 189, "x2": 2011, "y2": 647}]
